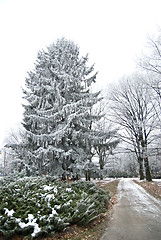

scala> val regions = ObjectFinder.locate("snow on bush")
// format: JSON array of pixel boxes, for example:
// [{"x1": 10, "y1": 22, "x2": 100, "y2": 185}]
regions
[{"x1": 0, "y1": 176, "x2": 110, "y2": 239}]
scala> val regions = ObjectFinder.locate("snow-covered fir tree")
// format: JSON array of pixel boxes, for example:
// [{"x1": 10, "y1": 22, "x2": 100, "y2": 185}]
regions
[{"x1": 22, "y1": 38, "x2": 103, "y2": 177}]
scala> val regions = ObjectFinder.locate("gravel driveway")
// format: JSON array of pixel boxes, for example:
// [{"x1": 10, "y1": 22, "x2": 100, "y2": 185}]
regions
[{"x1": 100, "y1": 178, "x2": 161, "y2": 240}]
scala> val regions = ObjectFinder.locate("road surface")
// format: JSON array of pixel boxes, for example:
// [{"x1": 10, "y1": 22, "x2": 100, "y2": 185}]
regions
[{"x1": 100, "y1": 178, "x2": 161, "y2": 240}]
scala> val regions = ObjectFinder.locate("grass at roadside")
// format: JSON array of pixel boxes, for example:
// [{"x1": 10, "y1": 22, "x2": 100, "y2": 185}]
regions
[
  {"x1": 134, "y1": 180, "x2": 161, "y2": 200},
  {"x1": 97, "y1": 180, "x2": 119, "y2": 195}
]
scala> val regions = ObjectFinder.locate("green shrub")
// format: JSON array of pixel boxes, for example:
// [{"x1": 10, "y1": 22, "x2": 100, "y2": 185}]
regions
[{"x1": 0, "y1": 177, "x2": 110, "y2": 239}]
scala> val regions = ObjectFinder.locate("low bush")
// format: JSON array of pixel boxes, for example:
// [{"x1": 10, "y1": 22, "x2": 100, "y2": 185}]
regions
[{"x1": 0, "y1": 176, "x2": 110, "y2": 239}]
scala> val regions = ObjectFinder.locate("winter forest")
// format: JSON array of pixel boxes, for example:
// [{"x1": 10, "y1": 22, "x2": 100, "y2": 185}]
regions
[{"x1": 1, "y1": 34, "x2": 161, "y2": 182}]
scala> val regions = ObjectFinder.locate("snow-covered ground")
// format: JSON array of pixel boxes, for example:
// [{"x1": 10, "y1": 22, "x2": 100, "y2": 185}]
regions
[
  {"x1": 92, "y1": 178, "x2": 118, "y2": 187},
  {"x1": 153, "y1": 179, "x2": 161, "y2": 182}
]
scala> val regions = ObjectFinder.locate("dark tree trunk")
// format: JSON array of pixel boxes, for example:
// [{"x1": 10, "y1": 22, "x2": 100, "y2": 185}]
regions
[
  {"x1": 144, "y1": 157, "x2": 152, "y2": 181},
  {"x1": 99, "y1": 149, "x2": 105, "y2": 170},
  {"x1": 85, "y1": 170, "x2": 91, "y2": 181},
  {"x1": 138, "y1": 157, "x2": 144, "y2": 180},
  {"x1": 141, "y1": 133, "x2": 152, "y2": 181},
  {"x1": 99, "y1": 151, "x2": 104, "y2": 180},
  {"x1": 100, "y1": 162, "x2": 104, "y2": 170}
]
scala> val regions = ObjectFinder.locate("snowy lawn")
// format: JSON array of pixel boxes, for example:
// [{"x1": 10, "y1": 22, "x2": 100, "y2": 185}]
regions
[
  {"x1": 0, "y1": 176, "x2": 110, "y2": 239},
  {"x1": 134, "y1": 179, "x2": 161, "y2": 200},
  {"x1": 93, "y1": 178, "x2": 118, "y2": 187}
]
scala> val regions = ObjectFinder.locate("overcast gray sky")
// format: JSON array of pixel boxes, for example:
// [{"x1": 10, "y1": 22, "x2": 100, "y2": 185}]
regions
[{"x1": 0, "y1": 0, "x2": 161, "y2": 147}]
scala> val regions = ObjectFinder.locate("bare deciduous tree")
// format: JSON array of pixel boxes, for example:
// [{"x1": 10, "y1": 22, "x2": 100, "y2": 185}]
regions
[
  {"x1": 139, "y1": 31, "x2": 161, "y2": 120},
  {"x1": 108, "y1": 74, "x2": 157, "y2": 181},
  {"x1": 92, "y1": 99, "x2": 119, "y2": 173}
]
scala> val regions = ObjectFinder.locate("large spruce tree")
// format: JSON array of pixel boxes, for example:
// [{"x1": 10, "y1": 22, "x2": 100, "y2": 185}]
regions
[{"x1": 22, "y1": 38, "x2": 102, "y2": 176}]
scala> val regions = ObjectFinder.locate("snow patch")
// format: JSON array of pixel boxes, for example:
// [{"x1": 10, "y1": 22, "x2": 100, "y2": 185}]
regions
[
  {"x1": 4, "y1": 208, "x2": 15, "y2": 217},
  {"x1": 18, "y1": 214, "x2": 41, "y2": 237},
  {"x1": 54, "y1": 205, "x2": 61, "y2": 209},
  {"x1": 66, "y1": 187, "x2": 72, "y2": 192},
  {"x1": 49, "y1": 208, "x2": 58, "y2": 218},
  {"x1": 44, "y1": 185, "x2": 53, "y2": 191},
  {"x1": 45, "y1": 193, "x2": 55, "y2": 201}
]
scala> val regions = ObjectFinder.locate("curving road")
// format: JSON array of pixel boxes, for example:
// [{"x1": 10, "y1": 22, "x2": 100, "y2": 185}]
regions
[{"x1": 100, "y1": 178, "x2": 161, "y2": 240}]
